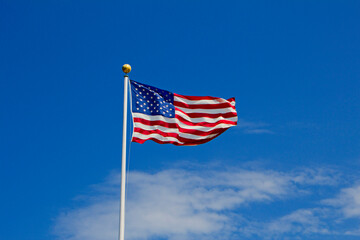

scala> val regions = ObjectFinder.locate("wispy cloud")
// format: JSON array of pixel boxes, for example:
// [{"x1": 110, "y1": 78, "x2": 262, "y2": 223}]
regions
[
  {"x1": 243, "y1": 128, "x2": 274, "y2": 134},
  {"x1": 237, "y1": 119, "x2": 322, "y2": 135},
  {"x1": 241, "y1": 181, "x2": 360, "y2": 239},
  {"x1": 241, "y1": 208, "x2": 333, "y2": 239},
  {"x1": 324, "y1": 183, "x2": 360, "y2": 218},
  {"x1": 53, "y1": 166, "x2": 339, "y2": 240},
  {"x1": 237, "y1": 119, "x2": 274, "y2": 134}
]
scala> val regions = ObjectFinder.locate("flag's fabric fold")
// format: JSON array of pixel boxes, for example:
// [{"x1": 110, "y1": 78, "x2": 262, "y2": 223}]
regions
[{"x1": 130, "y1": 80, "x2": 237, "y2": 146}]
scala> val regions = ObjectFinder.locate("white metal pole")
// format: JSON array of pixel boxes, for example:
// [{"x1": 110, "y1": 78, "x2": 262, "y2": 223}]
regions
[{"x1": 119, "y1": 66, "x2": 130, "y2": 240}]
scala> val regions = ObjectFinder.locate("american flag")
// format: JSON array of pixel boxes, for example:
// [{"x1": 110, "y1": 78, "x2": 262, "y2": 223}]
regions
[{"x1": 130, "y1": 80, "x2": 237, "y2": 146}]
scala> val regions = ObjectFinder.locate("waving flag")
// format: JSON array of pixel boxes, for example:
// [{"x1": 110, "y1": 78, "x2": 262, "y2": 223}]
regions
[{"x1": 130, "y1": 80, "x2": 237, "y2": 146}]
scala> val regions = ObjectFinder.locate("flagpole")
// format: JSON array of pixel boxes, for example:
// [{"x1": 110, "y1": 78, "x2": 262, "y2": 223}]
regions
[{"x1": 119, "y1": 64, "x2": 131, "y2": 240}]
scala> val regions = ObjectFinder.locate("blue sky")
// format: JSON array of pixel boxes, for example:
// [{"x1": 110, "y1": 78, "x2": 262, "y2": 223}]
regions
[{"x1": 1, "y1": 1, "x2": 360, "y2": 239}]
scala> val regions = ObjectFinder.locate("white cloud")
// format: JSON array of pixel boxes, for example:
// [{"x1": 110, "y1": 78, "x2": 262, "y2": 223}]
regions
[
  {"x1": 324, "y1": 184, "x2": 360, "y2": 218},
  {"x1": 241, "y1": 208, "x2": 332, "y2": 239},
  {"x1": 236, "y1": 119, "x2": 273, "y2": 134},
  {"x1": 243, "y1": 182, "x2": 360, "y2": 239},
  {"x1": 244, "y1": 128, "x2": 274, "y2": 134},
  {"x1": 53, "y1": 166, "x2": 339, "y2": 240},
  {"x1": 291, "y1": 167, "x2": 340, "y2": 186}
]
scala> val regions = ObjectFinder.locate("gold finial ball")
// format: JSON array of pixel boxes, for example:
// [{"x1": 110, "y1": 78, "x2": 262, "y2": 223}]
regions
[{"x1": 122, "y1": 64, "x2": 131, "y2": 74}]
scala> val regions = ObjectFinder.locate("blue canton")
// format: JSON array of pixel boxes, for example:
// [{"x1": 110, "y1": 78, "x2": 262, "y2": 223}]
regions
[{"x1": 130, "y1": 80, "x2": 175, "y2": 118}]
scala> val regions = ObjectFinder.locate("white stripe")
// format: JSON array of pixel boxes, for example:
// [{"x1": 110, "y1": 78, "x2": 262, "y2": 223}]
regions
[
  {"x1": 174, "y1": 95, "x2": 235, "y2": 105},
  {"x1": 133, "y1": 112, "x2": 237, "y2": 124},
  {"x1": 133, "y1": 131, "x2": 220, "y2": 144},
  {"x1": 175, "y1": 106, "x2": 237, "y2": 114},
  {"x1": 174, "y1": 97, "x2": 227, "y2": 105},
  {"x1": 134, "y1": 122, "x2": 179, "y2": 133},
  {"x1": 133, "y1": 113, "x2": 177, "y2": 123},
  {"x1": 175, "y1": 109, "x2": 238, "y2": 123},
  {"x1": 177, "y1": 121, "x2": 236, "y2": 131},
  {"x1": 133, "y1": 115, "x2": 236, "y2": 132},
  {"x1": 134, "y1": 122, "x2": 220, "y2": 140},
  {"x1": 133, "y1": 132, "x2": 183, "y2": 144}
]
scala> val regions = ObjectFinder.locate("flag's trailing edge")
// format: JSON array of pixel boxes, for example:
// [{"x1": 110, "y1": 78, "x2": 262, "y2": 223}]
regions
[{"x1": 129, "y1": 80, "x2": 237, "y2": 146}]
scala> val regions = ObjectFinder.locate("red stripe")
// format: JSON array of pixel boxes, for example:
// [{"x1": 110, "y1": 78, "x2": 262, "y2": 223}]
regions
[
  {"x1": 134, "y1": 118, "x2": 236, "y2": 136},
  {"x1": 134, "y1": 125, "x2": 228, "y2": 137},
  {"x1": 132, "y1": 128, "x2": 228, "y2": 146},
  {"x1": 177, "y1": 130, "x2": 227, "y2": 145},
  {"x1": 227, "y1": 97, "x2": 235, "y2": 102},
  {"x1": 174, "y1": 93, "x2": 226, "y2": 101},
  {"x1": 176, "y1": 114, "x2": 237, "y2": 127},
  {"x1": 133, "y1": 118, "x2": 177, "y2": 129},
  {"x1": 174, "y1": 100, "x2": 235, "y2": 110},
  {"x1": 175, "y1": 94, "x2": 236, "y2": 105},
  {"x1": 132, "y1": 137, "x2": 183, "y2": 145},
  {"x1": 175, "y1": 108, "x2": 238, "y2": 119},
  {"x1": 134, "y1": 115, "x2": 236, "y2": 129},
  {"x1": 134, "y1": 128, "x2": 179, "y2": 138},
  {"x1": 177, "y1": 126, "x2": 227, "y2": 136}
]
